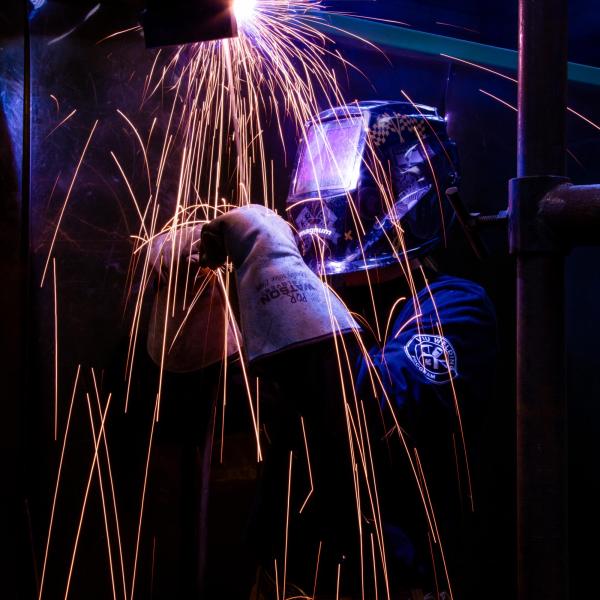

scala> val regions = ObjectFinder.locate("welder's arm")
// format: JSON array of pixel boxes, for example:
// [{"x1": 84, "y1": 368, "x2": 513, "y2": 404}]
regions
[
  {"x1": 359, "y1": 278, "x2": 497, "y2": 432},
  {"x1": 199, "y1": 204, "x2": 359, "y2": 364}
]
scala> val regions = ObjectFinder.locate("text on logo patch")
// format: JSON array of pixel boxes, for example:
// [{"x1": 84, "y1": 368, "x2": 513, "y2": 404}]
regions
[{"x1": 403, "y1": 334, "x2": 458, "y2": 384}]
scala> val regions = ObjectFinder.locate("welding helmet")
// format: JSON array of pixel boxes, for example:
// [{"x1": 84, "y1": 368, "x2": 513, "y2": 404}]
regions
[{"x1": 285, "y1": 100, "x2": 459, "y2": 275}]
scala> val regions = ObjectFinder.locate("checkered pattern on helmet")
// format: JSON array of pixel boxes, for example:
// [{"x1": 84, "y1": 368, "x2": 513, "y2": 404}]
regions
[{"x1": 369, "y1": 112, "x2": 428, "y2": 146}]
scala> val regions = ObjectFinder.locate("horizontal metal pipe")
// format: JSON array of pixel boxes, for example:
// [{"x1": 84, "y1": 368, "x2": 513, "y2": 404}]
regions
[{"x1": 540, "y1": 183, "x2": 600, "y2": 246}]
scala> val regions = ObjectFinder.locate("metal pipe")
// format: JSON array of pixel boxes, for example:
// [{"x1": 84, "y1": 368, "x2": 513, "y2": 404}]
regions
[
  {"x1": 540, "y1": 183, "x2": 600, "y2": 246},
  {"x1": 445, "y1": 186, "x2": 487, "y2": 260},
  {"x1": 515, "y1": 0, "x2": 569, "y2": 598}
]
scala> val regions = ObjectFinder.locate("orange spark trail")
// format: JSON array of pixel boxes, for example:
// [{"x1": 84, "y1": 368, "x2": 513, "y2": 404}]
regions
[
  {"x1": 427, "y1": 531, "x2": 441, "y2": 600},
  {"x1": 53, "y1": 259, "x2": 58, "y2": 441},
  {"x1": 64, "y1": 390, "x2": 112, "y2": 600},
  {"x1": 312, "y1": 541, "x2": 322, "y2": 600},
  {"x1": 567, "y1": 106, "x2": 600, "y2": 131},
  {"x1": 420, "y1": 265, "x2": 473, "y2": 511},
  {"x1": 129, "y1": 396, "x2": 158, "y2": 600},
  {"x1": 393, "y1": 313, "x2": 422, "y2": 340},
  {"x1": 116, "y1": 109, "x2": 153, "y2": 194},
  {"x1": 452, "y1": 433, "x2": 463, "y2": 511},
  {"x1": 435, "y1": 21, "x2": 480, "y2": 34},
  {"x1": 45, "y1": 109, "x2": 77, "y2": 139},
  {"x1": 282, "y1": 451, "x2": 293, "y2": 600},
  {"x1": 50, "y1": 93, "x2": 60, "y2": 114},
  {"x1": 150, "y1": 537, "x2": 156, "y2": 597},
  {"x1": 440, "y1": 53, "x2": 517, "y2": 83},
  {"x1": 336, "y1": 333, "x2": 381, "y2": 596},
  {"x1": 110, "y1": 151, "x2": 149, "y2": 239},
  {"x1": 359, "y1": 399, "x2": 390, "y2": 598},
  {"x1": 41, "y1": 120, "x2": 99, "y2": 288},
  {"x1": 414, "y1": 128, "x2": 447, "y2": 246},
  {"x1": 478, "y1": 89, "x2": 585, "y2": 167},
  {"x1": 348, "y1": 14, "x2": 411, "y2": 27},
  {"x1": 400, "y1": 89, "x2": 458, "y2": 169},
  {"x1": 84, "y1": 391, "x2": 118, "y2": 600},
  {"x1": 370, "y1": 533, "x2": 379, "y2": 600},
  {"x1": 298, "y1": 416, "x2": 314, "y2": 514},
  {"x1": 124, "y1": 206, "x2": 160, "y2": 412},
  {"x1": 444, "y1": 53, "x2": 600, "y2": 133},
  {"x1": 96, "y1": 25, "x2": 142, "y2": 45},
  {"x1": 216, "y1": 269, "x2": 263, "y2": 461},
  {"x1": 91, "y1": 370, "x2": 128, "y2": 599},
  {"x1": 326, "y1": 315, "x2": 393, "y2": 599},
  {"x1": 479, "y1": 88, "x2": 517, "y2": 111},
  {"x1": 382, "y1": 296, "x2": 406, "y2": 351},
  {"x1": 414, "y1": 449, "x2": 454, "y2": 600},
  {"x1": 359, "y1": 344, "x2": 439, "y2": 546},
  {"x1": 220, "y1": 268, "x2": 231, "y2": 464},
  {"x1": 256, "y1": 377, "x2": 261, "y2": 450},
  {"x1": 274, "y1": 559, "x2": 281, "y2": 600},
  {"x1": 38, "y1": 365, "x2": 80, "y2": 600},
  {"x1": 43, "y1": 170, "x2": 62, "y2": 212}
]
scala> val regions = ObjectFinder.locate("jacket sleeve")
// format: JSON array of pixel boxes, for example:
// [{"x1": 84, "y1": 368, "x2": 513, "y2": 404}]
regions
[{"x1": 360, "y1": 278, "x2": 498, "y2": 436}]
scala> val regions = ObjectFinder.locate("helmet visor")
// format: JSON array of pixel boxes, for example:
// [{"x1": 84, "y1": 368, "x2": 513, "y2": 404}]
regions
[{"x1": 291, "y1": 116, "x2": 367, "y2": 198}]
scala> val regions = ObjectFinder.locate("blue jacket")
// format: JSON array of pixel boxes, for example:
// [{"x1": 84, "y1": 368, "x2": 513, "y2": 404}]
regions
[
  {"x1": 363, "y1": 275, "x2": 497, "y2": 414},
  {"x1": 358, "y1": 274, "x2": 498, "y2": 588}
]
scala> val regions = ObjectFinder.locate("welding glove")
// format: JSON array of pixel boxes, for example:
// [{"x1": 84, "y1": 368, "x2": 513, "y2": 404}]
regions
[
  {"x1": 199, "y1": 204, "x2": 359, "y2": 363},
  {"x1": 146, "y1": 225, "x2": 240, "y2": 372},
  {"x1": 147, "y1": 224, "x2": 204, "y2": 281}
]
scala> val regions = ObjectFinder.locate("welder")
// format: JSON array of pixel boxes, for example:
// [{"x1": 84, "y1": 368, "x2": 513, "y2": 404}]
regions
[{"x1": 193, "y1": 100, "x2": 497, "y2": 598}]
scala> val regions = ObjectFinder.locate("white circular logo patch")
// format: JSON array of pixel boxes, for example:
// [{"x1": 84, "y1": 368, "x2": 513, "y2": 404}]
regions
[{"x1": 404, "y1": 334, "x2": 458, "y2": 384}]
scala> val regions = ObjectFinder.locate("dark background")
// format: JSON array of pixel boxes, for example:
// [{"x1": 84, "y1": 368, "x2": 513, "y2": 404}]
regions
[{"x1": 1, "y1": 0, "x2": 599, "y2": 598}]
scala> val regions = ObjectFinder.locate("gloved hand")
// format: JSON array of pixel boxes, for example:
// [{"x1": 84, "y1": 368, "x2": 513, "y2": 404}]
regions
[
  {"x1": 146, "y1": 224, "x2": 240, "y2": 372},
  {"x1": 199, "y1": 204, "x2": 359, "y2": 363},
  {"x1": 147, "y1": 223, "x2": 204, "y2": 281}
]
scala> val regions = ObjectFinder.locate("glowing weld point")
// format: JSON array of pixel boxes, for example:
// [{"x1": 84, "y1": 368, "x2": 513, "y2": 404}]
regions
[{"x1": 233, "y1": 0, "x2": 257, "y2": 26}]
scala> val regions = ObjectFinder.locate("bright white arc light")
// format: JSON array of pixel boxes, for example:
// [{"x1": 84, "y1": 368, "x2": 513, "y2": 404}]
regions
[{"x1": 233, "y1": 0, "x2": 257, "y2": 25}]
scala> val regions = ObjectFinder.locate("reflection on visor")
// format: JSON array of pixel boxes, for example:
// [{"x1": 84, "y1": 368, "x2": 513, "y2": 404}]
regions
[{"x1": 293, "y1": 117, "x2": 365, "y2": 197}]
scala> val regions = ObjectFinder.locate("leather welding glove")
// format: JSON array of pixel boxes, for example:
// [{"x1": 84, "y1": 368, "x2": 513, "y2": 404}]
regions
[
  {"x1": 146, "y1": 225, "x2": 240, "y2": 372},
  {"x1": 147, "y1": 224, "x2": 204, "y2": 281},
  {"x1": 199, "y1": 204, "x2": 359, "y2": 363}
]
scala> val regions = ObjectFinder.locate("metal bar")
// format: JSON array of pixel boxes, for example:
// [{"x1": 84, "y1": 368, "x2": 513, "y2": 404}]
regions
[
  {"x1": 540, "y1": 183, "x2": 600, "y2": 246},
  {"x1": 515, "y1": 0, "x2": 568, "y2": 599},
  {"x1": 445, "y1": 186, "x2": 487, "y2": 260},
  {"x1": 0, "y1": 0, "x2": 30, "y2": 595},
  {"x1": 313, "y1": 13, "x2": 600, "y2": 87}
]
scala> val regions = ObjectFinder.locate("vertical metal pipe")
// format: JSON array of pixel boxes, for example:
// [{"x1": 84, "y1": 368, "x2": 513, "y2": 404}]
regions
[
  {"x1": 518, "y1": 0, "x2": 568, "y2": 177},
  {"x1": 516, "y1": 0, "x2": 568, "y2": 598},
  {"x1": 0, "y1": 0, "x2": 28, "y2": 594}
]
